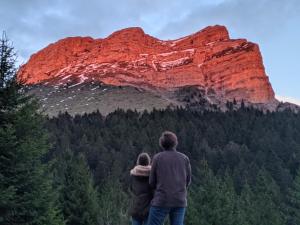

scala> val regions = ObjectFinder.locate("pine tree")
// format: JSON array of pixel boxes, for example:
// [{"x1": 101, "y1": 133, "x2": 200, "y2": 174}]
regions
[
  {"x1": 0, "y1": 32, "x2": 64, "y2": 225},
  {"x1": 0, "y1": 31, "x2": 19, "y2": 123},
  {"x1": 238, "y1": 182, "x2": 257, "y2": 225},
  {"x1": 0, "y1": 32, "x2": 16, "y2": 88},
  {"x1": 55, "y1": 151, "x2": 100, "y2": 225},
  {"x1": 98, "y1": 177, "x2": 129, "y2": 225},
  {"x1": 219, "y1": 173, "x2": 241, "y2": 225},
  {"x1": 253, "y1": 169, "x2": 284, "y2": 225},
  {"x1": 186, "y1": 162, "x2": 241, "y2": 225},
  {"x1": 286, "y1": 168, "x2": 300, "y2": 225}
]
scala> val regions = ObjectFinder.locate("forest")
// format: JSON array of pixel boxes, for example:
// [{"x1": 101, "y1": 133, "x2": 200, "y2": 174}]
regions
[
  {"x1": 1, "y1": 34, "x2": 300, "y2": 225},
  {"x1": 45, "y1": 106, "x2": 300, "y2": 225}
]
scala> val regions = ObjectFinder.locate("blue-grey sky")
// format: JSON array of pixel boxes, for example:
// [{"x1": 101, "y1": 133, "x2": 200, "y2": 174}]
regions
[{"x1": 1, "y1": 0, "x2": 299, "y2": 104}]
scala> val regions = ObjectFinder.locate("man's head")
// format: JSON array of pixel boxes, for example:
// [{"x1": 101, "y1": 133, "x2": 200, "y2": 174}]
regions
[
  {"x1": 137, "y1": 152, "x2": 151, "y2": 166},
  {"x1": 159, "y1": 131, "x2": 178, "y2": 150}
]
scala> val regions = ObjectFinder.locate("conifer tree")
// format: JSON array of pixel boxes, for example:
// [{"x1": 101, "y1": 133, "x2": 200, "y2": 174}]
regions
[
  {"x1": 253, "y1": 169, "x2": 284, "y2": 225},
  {"x1": 0, "y1": 32, "x2": 64, "y2": 225},
  {"x1": 98, "y1": 177, "x2": 129, "y2": 225},
  {"x1": 55, "y1": 151, "x2": 100, "y2": 225},
  {"x1": 286, "y1": 168, "x2": 300, "y2": 225},
  {"x1": 186, "y1": 162, "x2": 241, "y2": 225},
  {"x1": 238, "y1": 183, "x2": 256, "y2": 225}
]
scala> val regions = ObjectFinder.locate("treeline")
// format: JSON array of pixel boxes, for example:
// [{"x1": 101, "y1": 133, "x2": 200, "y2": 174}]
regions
[
  {"x1": 45, "y1": 106, "x2": 300, "y2": 225},
  {"x1": 47, "y1": 106, "x2": 300, "y2": 191}
]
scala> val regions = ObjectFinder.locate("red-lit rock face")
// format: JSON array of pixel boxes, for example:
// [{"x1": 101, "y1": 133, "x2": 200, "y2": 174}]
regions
[{"x1": 18, "y1": 25, "x2": 275, "y2": 103}]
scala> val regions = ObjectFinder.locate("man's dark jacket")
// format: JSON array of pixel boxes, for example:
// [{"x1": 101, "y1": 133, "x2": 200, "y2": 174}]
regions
[{"x1": 149, "y1": 149, "x2": 191, "y2": 207}]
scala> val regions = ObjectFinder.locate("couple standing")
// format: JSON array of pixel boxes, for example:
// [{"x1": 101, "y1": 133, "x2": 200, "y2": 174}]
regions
[{"x1": 129, "y1": 131, "x2": 192, "y2": 225}]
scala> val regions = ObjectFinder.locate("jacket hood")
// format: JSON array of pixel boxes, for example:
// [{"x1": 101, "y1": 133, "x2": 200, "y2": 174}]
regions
[{"x1": 130, "y1": 165, "x2": 151, "y2": 177}]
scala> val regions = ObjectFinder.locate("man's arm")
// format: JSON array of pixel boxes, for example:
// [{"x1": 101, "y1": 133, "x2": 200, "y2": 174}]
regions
[
  {"x1": 186, "y1": 157, "x2": 192, "y2": 187},
  {"x1": 149, "y1": 155, "x2": 157, "y2": 189}
]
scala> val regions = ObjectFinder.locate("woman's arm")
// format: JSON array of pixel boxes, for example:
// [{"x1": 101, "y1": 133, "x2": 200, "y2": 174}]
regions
[{"x1": 149, "y1": 155, "x2": 157, "y2": 189}]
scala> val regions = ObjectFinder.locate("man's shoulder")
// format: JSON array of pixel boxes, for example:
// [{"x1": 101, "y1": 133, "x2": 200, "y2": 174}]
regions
[
  {"x1": 153, "y1": 150, "x2": 189, "y2": 161},
  {"x1": 152, "y1": 151, "x2": 170, "y2": 162},
  {"x1": 176, "y1": 151, "x2": 189, "y2": 160},
  {"x1": 153, "y1": 152, "x2": 163, "y2": 160}
]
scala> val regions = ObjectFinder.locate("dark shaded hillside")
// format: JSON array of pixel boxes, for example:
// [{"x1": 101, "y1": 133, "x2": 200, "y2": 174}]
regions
[
  {"x1": 46, "y1": 107, "x2": 300, "y2": 224},
  {"x1": 26, "y1": 83, "x2": 179, "y2": 116},
  {"x1": 26, "y1": 83, "x2": 299, "y2": 117}
]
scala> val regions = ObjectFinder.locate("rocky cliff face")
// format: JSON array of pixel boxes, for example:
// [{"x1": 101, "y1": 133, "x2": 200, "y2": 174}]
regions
[{"x1": 18, "y1": 25, "x2": 275, "y2": 103}]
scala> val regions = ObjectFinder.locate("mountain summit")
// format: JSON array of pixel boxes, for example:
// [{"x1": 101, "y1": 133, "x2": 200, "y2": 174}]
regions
[{"x1": 18, "y1": 25, "x2": 275, "y2": 103}]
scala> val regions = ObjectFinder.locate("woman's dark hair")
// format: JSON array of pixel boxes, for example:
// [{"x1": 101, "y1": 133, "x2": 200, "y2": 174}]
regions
[
  {"x1": 159, "y1": 131, "x2": 178, "y2": 150},
  {"x1": 137, "y1": 153, "x2": 151, "y2": 166}
]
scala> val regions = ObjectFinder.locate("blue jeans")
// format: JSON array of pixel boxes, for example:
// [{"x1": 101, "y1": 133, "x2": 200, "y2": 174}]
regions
[
  {"x1": 147, "y1": 206, "x2": 186, "y2": 225},
  {"x1": 132, "y1": 217, "x2": 148, "y2": 225}
]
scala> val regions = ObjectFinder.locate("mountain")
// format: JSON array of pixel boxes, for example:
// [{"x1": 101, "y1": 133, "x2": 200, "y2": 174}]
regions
[{"x1": 19, "y1": 25, "x2": 275, "y2": 106}]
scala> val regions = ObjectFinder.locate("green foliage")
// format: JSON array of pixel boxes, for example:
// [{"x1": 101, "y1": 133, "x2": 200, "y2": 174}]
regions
[
  {"x1": 252, "y1": 169, "x2": 284, "y2": 225},
  {"x1": 286, "y1": 168, "x2": 300, "y2": 225},
  {"x1": 186, "y1": 164, "x2": 241, "y2": 225},
  {"x1": 54, "y1": 151, "x2": 100, "y2": 225},
  {"x1": 238, "y1": 183, "x2": 256, "y2": 225},
  {"x1": 186, "y1": 166, "x2": 284, "y2": 225},
  {"x1": 46, "y1": 107, "x2": 300, "y2": 224},
  {"x1": 0, "y1": 32, "x2": 16, "y2": 88},
  {"x1": 0, "y1": 33, "x2": 63, "y2": 225},
  {"x1": 98, "y1": 178, "x2": 129, "y2": 225}
]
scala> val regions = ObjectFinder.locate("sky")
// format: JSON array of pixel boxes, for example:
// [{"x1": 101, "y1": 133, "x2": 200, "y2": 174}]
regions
[{"x1": 1, "y1": 0, "x2": 299, "y2": 104}]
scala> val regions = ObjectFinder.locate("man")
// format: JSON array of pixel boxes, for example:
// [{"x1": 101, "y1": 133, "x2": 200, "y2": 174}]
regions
[{"x1": 148, "y1": 131, "x2": 192, "y2": 225}]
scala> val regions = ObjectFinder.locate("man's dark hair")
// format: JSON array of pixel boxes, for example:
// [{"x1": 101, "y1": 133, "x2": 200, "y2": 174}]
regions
[
  {"x1": 137, "y1": 153, "x2": 151, "y2": 166},
  {"x1": 159, "y1": 131, "x2": 178, "y2": 150}
]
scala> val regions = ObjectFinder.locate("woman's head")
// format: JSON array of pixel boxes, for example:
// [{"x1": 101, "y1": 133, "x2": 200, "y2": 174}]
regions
[
  {"x1": 159, "y1": 131, "x2": 178, "y2": 150},
  {"x1": 137, "y1": 153, "x2": 151, "y2": 166}
]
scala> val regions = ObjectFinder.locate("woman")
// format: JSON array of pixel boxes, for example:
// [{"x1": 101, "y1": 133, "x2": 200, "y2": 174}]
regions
[{"x1": 129, "y1": 153, "x2": 152, "y2": 225}]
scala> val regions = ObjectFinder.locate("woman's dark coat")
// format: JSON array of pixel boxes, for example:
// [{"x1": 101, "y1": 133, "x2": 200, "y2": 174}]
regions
[{"x1": 129, "y1": 165, "x2": 153, "y2": 220}]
